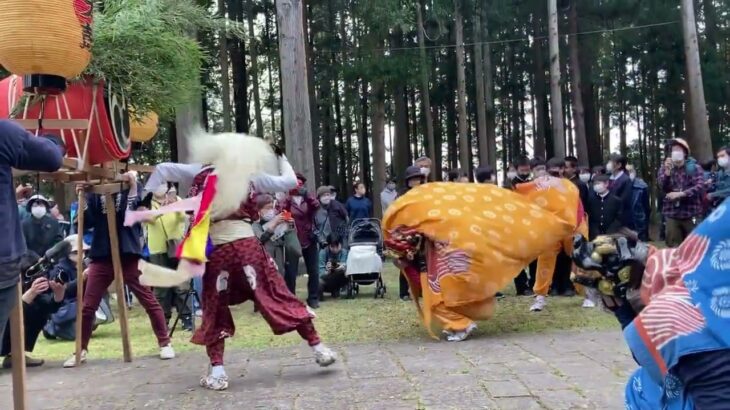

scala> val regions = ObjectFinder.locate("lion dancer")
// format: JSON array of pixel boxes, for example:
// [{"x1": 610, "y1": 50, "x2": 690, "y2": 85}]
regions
[{"x1": 134, "y1": 133, "x2": 336, "y2": 391}]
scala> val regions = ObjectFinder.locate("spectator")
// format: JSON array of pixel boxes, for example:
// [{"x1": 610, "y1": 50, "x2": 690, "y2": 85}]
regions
[
  {"x1": 22, "y1": 195, "x2": 64, "y2": 257},
  {"x1": 43, "y1": 234, "x2": 96, "y2": 342},
  {"x1": 531, "y1": 158, "x2": 547, "y2": 178},
  {"x1": 586, "y1": 174, "x2": 624, "y2": 240},
  {"x1": 544, "y1": 158, "x2": 576, "y2": 298},
  {"x1": 414, "y1": 156, "x2": 432, "y2": 180},
  {"x1": 607, "y1": 153, "x2": 634, "y2": 230},
  {"x1": 1, "y1": 251, "x2": 71, "y2": 368},
  {"x1": 475, "y1": 166, "x2": 494, "y2": 184},
  {"x1": 314, "y1": 186, "x2": 349, "y2": 249},
  {"x1": 345, "y1": 182, "x2": 373, "y2": 221},
  {"x1": 398, "y1": 166, "x2": 427, "y2": 301},
  {"x1": 64, "y1": 172, "x2": 174, "y2": 367},
  {"x1": 16, "y1": 184, "x2": 33, "y2": 222},
  {"x1": 564, "y1": 156, "x2": 589, "y2": 207},
  {"x1": 380, "y1": 179, "x2": 398, "y2": 213},
  {"x1": 592, "y1": 165, "x2": 606, "y2": 179},
  {"x1": 658, "y1": 138, "x2": 705, "y2": 247},
  {"x1": 318, "y1": 235, "x2": 348, "y2": 299},
  {"x1": 708, "y1": 147, "x2": 730, "y2": 208},
  {"x1": 329, "y1": 186, "x2": 340, "y2": 202},
  {"x1": 145, "y1": 185, "x2": 190, "y2": 331},
  {"x1": 512, "y1": 156, "x2": 532, "y2": 186},
  {"x1": 282, "y1": 173, "x2": 321, "y2": 308},
  {"x1": 253, "y1": 194, "x2": 301, "y2": 291},
  {"x1": 503, "y1": 165, "x2": 517, "y2": 188},
  {"x1": 578, "y1": 167, "x2": 591, "y2": 184},
  {"x1": 626, "y1": 165, "x2": 651, "y2": 241},
  {"x1": 509, "y1": 156, "x2": 536, "y2": 296}
]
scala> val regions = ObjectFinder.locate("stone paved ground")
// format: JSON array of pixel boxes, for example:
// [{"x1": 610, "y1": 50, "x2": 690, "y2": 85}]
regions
[{"x1": 0, "y1": 330, "x2": 634, "y2": 410}]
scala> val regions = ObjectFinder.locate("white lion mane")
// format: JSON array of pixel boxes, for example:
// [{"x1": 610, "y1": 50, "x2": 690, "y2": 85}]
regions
[{"x1": 187, "y1": 127, "x2": 278, "y2": 219}]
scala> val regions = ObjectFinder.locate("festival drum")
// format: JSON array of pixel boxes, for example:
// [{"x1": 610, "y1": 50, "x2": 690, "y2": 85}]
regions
[{"x1": 0, "y1": 75, "x2": 131, "y2": 166}]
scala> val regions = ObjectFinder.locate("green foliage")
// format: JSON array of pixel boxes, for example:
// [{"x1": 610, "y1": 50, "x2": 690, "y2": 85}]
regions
[{"x1": 86, "y1": 0, "x2": 244, "y2": 118}]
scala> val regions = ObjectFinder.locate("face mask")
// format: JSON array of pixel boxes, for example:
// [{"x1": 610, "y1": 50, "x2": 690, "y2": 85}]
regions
[
  {"x1": 261, "y1": 209, "x2": 275, "y2": 221},
  {"x1": 320, "y1": 196, "x2": 332, "y2": 205},
  {"x1": 549, "y1": 170, "x2": 561, "y2": 177},
  {"x1": 671, "y1": 150, "x2": 685, "y2": 162},
  {"x1": 629, "y1": 173, "x2": 636, "y2": 181},
  {"x1": 507, "y1": 171, "x2": 517, "y2": 180},
  {"x1": 31, "y1": 206, "x2": 47, "y2": 219},
  {"x1": 517, "y1": 172, "x2": 530, "y2": 180},
  {"x1": 275, "y1": 192, "x2": 287, "y2": 202},
  {"x1": 386, "y1": 184, "x2": 396, "y2": 191},
  {"x1": 420, "y1": 167, "x2": 430, "y2": 177},
  {"x1": 579, "y1": 173, "x2": 590, "y2": 183},
  {"x1": 593, "y1": 184, "x2": 607, "y2": 195},
  {"x1": 719, "y1": 156, "x2": 729, "y2": 168},
  {"x1": 535, "y1": 169, "x2": 547, "y2": 178},
  {"x1": 605, "y1": 162, "x2": 614, "y2": 173}
]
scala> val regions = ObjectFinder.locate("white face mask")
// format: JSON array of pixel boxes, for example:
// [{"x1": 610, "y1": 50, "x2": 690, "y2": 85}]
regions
[
  {"x1": 261, "y1": 209, "x2": 275, "y2": 221},
  {"x1": 320, "y1": 195, "x2": 332, "y2": 205},
  {"x1": 605, "y1": 162, "x2": 614, "y2": 173},
  {"x1": 507, "y1": 171, "x2": 517, "y2": 180},
  {"x1": 420, "y1": 167, "x2": 430, "y2": 177},
  {"x1": 386, "y1": 184, "x2": 396, "y2": 191},
  {"x1": 579, "y1": 173, "x2": 591, "y2": 183},
  {"x1": 31, "y1": 206, "x2": 47, "y2": 219},
  {"x1": 671, "y1": 150, "x2": 685, "y2": 163},
  {"x1": 535, "y1": 169, "x2": 547, "y2": 178},
  {"x1": 629, "y1": 173, "x2": 636, "y2": 181},
  {"x1": 275, "y1": 192, "x2": 287, "y2": 202},
  {"x1": 719, "y1": 156, "x2": 729, "y2": 168},
  {"x1": 594, "y1": 183, "x2": 608, "y2": 195}
]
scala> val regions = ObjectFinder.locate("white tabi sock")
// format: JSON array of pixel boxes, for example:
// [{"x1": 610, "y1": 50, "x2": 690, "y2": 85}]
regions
[
  {"x1": 211, "y1": 365, "x2": 226, "y2": 378},
  {"x1": 312, "y1": 343, "x2": 327, "y2": 353}
]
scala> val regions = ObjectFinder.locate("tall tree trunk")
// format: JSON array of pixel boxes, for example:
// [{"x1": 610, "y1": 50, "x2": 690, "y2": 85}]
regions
[
  {"x1": 568, "y1": 1, "x2": 588, "y2": 166},
  {"x1": 433, "y1": 106, "x2": 444, "y2": 179},
  {"x1": 547, "y1": 0, "x2": 565, "y2": 157},
  {"x1": 409, "y1": 88, "x2": 418, "y2": 159},
  {"x1": 276, "y1": 0, "x2": 316, "y2": 186},
  {"x1": 601, "y1": 89, "x2": 611, "y2": 158},
  {"x1": 227, "y1": 0, "x2": 248, "y2": 133},
  {"x1": 532, "y1": 13, "x2": 548, "y2": 159},
  {"x1": 264, "y1": 12, "x2": 278, "y2": 139},
  {"x1": 415, "y1": 0, "x2": 436, "y2": 166},
  {"x1": 508, "y1": 45, "x2": 521, "y2": 158},
  {"x1": 481, "y1": 6, "x2": 497, "y2": 169},
  {"x1": 371, "y1": 80, "x2": 386, "y2": 217},
  {"x1": 217, "y1": 0, "x2": 232, "y2": 132},
  {"x1": 680, "y1": 0, "x2": 712, "y2": 161},
  {"x1": 358, "y1": 81, "x2": 371, "y2": 186},
  {"x1": 302, "y1": 3, "x2": 321, "y2": 184},
  {"x1": 473, "y1": 6, "x2": 488, "y2": 166},
  {"x1": 247, "y1": 7, "x2": 264, "y2": 138},
  {"x1": 454, "y1": 0, "x2": 469, "y2": 172}
]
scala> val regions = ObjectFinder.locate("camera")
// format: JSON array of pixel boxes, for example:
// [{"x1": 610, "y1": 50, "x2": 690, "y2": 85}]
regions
[{"x1": 22, "y1": 240, "x2": 73, "y2": 286}]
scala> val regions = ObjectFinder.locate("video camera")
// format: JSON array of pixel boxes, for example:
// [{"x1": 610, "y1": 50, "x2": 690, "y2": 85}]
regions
[{"x1": 23, "y1": 240, "x2": 73, "y2": 286}]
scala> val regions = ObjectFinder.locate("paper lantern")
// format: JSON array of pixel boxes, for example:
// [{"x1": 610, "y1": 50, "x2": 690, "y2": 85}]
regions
[
  {"x1": 130, "y1": 112, "x2": 159, "y2": 143},
  {"x1": 0, "y1": 75, "x2": 131, "y2": 165},
  {"x1": 0, "y1": 0, "x2": 94, "y2": 94}
]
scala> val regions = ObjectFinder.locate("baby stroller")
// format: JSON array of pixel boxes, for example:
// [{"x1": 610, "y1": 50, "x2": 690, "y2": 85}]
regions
[{"x1": 345, "y1": 218, "x2": 386, "y2": 298}]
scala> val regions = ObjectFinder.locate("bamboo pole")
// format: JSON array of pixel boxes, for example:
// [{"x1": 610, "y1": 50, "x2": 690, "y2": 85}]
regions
[
  {"x1": 10, "y1": 281, "x2": 27, "y2": 410},
  {"x1": 74, "y1": 191, "x2": 86, "y2": 366},
  {"x1": 104, "y1": 192, "x2": 132, "y2": 362}
]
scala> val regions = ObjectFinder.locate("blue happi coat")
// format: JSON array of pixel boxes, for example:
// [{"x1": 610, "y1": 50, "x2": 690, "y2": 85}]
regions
[{"x1": 624, "y1": 200, "x2": 730, "y2": 409}]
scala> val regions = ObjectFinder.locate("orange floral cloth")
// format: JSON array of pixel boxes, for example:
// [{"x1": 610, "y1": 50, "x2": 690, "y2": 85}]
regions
[{"x1": 382, "y1": 179, "x2": 583, "y2": 337}]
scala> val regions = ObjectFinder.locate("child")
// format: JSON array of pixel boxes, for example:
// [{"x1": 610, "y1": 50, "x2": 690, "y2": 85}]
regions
[{"x1": 585, "y1": 174, "x2": 624, "y2": 240}]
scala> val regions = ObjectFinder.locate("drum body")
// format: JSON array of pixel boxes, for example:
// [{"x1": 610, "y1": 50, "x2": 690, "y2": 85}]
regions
[{"x1": 0, "y1": 75, "x2": 131, "y2": 165}]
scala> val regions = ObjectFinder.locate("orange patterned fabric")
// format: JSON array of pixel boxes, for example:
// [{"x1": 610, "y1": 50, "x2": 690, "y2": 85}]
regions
[{"x1": 382, "y1": 180, "x2": 583, "y2": 337}]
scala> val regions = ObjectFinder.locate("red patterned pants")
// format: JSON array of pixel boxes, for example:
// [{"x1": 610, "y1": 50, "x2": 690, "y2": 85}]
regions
[{"x1": 191, "y1": 237, "x2": 320, "y2": 365}]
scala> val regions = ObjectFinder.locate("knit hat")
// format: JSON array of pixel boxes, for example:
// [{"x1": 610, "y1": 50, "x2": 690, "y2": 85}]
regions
[{"x1": 317, "y1": 186, "x2": 332, "y2": 198}]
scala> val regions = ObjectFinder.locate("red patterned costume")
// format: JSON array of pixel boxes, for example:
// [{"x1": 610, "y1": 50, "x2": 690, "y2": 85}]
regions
[{"x1": 188, "y1": 168, "x2": 320, "y2": 364}]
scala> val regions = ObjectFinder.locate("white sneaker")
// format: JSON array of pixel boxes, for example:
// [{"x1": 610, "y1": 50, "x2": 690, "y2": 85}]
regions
[
  {"x1": 445, "y1": 323, "x2": 477, "y2": 342},
  {"x1": 200, "y1": 374, "x2": 229, "y2": 391},
  {"x1": 160, "y1": 344, "x2": 175, "y2": 360},
  {"x1": 530, "y1": 295, "x2": 547, "y2": 312},
  {"x1": 582, "y1": 298, "x2": 596, "y2": 308},
  {"x1": 63, "y1": 350, "x2": 87, "y2": 368},
  {"x1": 313, "y1": 344, "x2": 337, "y2": 367},
  {"x1": 194, "y1": 309, "x2": 203, "y2": 318}
]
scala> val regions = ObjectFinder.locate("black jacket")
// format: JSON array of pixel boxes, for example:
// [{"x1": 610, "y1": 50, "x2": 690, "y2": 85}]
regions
[
  {"x1": 85, "y1": 187, "x2": 144, "y2": 260},
  {"x1": 586, "y1": 192, "x2": 624, "y2": 240},
  {"x1": 22, "y1": 215, "x2": 63, "y2": 257},
  {"x1": 609, "y1": 172, "x2": 634, "y2": 229},
  {"x1": 568, "y1": 175, "x2": 589, "y2": 208}
]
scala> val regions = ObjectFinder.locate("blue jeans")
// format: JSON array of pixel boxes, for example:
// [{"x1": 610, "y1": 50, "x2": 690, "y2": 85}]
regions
[{"x1": 192, "y1": 276, "x2": 203, "y2": 310}]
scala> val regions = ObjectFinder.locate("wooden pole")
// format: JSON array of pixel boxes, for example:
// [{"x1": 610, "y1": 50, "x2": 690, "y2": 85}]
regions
[
  {"x1": 104, "y1": 192, "x2": 132, "y2": 362},
  {"x1": 547, "y1": 0, "x2": 565, "y2": 158},
  {"x1": 276, "y1": 0, "x2": 316, "y2": 189},
  {"x1": 10, "y1": 281, "x2": 27, "y2": 410},
  {"x1": 74, "y1": 192, "x2": 86, "y2": 365}
]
